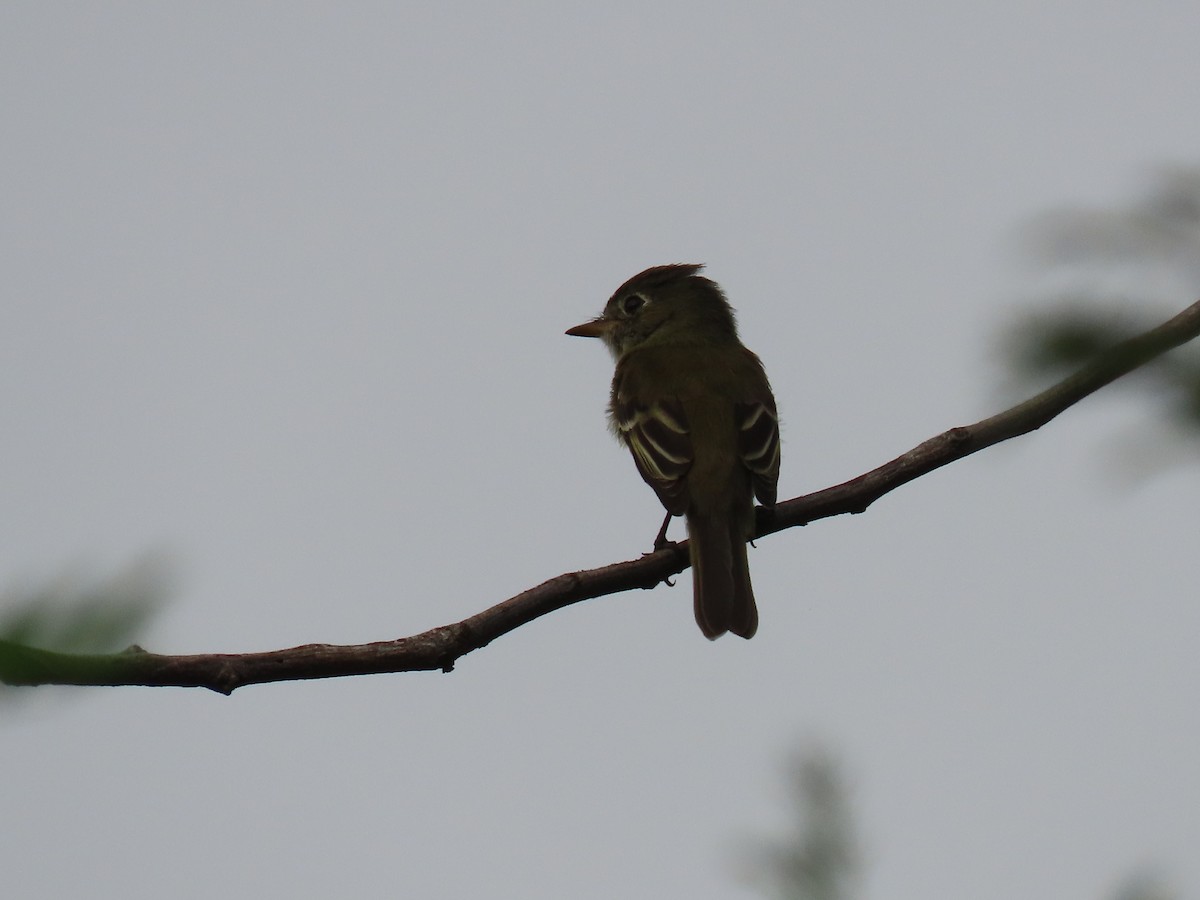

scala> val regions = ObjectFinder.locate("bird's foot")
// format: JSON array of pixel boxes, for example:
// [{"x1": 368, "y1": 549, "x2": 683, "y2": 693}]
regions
[{"x1": 651, "y1": 511, "x2": 676, "y2": 551}]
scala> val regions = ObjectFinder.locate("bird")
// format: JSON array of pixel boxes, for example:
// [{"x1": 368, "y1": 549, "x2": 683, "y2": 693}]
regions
[{"x1": 566, "y1": 264, "x2": 780, "y2": 639}]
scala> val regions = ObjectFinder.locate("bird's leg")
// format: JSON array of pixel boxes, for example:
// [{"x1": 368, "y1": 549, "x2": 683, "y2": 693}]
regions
[
  {"x1": 652, "y1": 511, "x2": 675, "y2": 550},
  {"x1": 651, "y1": 511, "x2": 680, "y2": 586}
]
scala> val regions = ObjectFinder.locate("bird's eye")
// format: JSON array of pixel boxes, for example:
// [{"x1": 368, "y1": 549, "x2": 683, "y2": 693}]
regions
[{"x1": 621, "y1": 293, "x2": 647, "y2": 316}]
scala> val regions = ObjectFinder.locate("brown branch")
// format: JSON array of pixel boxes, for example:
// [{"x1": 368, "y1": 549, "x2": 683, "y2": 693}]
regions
[{"x1": 5, "y1": 297, "x2": 1200, "y2": 694}]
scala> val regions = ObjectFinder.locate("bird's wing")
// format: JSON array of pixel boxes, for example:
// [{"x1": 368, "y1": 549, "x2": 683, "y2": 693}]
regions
[
  {"x1": 736, "y1": 399, "x2": 780, "y2": 507},
  {"x1": 612, "y1": 395, "x2": 693, "y2": 516}
]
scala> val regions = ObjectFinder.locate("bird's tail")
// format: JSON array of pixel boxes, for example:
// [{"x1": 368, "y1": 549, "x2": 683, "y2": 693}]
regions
[{"x1": 688, "y1": 510, "x2": 758, "y2": 640}]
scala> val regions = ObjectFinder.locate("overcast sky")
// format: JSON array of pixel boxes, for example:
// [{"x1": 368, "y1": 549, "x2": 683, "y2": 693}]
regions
[{"x1": 4, "y1": 4, "x2": 1199, "y2": 899}]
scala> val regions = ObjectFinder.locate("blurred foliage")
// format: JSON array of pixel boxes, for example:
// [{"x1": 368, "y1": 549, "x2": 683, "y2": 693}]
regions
[
  {"x1": 746, "y1": 747, "x2": 1176, "y2": 900},
  {"x1": 1110, "y1": 869, "x2": 1179, "y2": 900},
  {"x1": 748, "y1": 748, "x2": 858, "y2": 900},
  {"x1": 1006, "y1": 165, "x2": 1200, "y2": 431},
  {"x1": 0, "y1": 553, "x2": 170, "y2": 687}
]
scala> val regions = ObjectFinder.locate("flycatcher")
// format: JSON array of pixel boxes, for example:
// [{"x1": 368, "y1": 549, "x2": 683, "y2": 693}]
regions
[{"x1": 567, "y1": 264, "x2": 780, "y2": 639}]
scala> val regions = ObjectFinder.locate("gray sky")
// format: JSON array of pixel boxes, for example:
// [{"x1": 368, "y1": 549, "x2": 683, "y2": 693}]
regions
[{"x1": 4, "y1": 4, "x2": 1199, "y2": 899}]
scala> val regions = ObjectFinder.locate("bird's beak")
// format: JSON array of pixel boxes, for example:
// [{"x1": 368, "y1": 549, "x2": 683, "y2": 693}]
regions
[{"x1": 565, "y1": 317, "x2": 612, "y2": 338}]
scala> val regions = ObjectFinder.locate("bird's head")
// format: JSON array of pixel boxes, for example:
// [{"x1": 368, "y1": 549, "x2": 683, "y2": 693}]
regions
[{"x1": 566, "y1": 263, "x2": 738, "y2": 359}]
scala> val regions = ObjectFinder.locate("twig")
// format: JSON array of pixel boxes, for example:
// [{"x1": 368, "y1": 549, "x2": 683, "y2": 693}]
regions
[{"x1": 4, "y1": 297, "x2": 1199, "y2": 694}]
